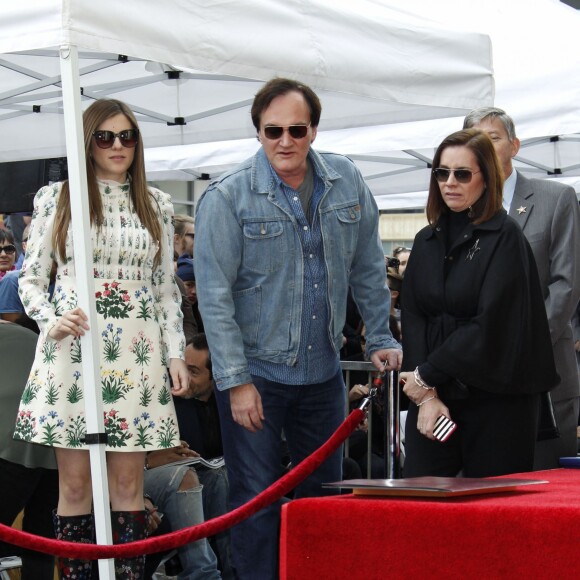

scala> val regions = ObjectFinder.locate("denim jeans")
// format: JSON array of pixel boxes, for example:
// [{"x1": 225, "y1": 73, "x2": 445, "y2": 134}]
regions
[
  {"x1": 215, "y1": 369, "x2": 345, "y2": 580},
  {"x1": 144, "y1": 463, "x2": 221, "y2": 579},
  {"x1": 197, "y1": 466, "x2": 234, "y2": 580}
]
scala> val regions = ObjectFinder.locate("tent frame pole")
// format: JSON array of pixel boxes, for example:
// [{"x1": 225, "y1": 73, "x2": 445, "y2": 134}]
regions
[{"x1": 59, "y1": 43, "x2": 115, "y2": 580}]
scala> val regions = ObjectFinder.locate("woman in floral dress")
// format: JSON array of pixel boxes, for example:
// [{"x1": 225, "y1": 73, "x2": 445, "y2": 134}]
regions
[{"x1": 14, "y1": 99, "x2": 189, "y2": 579}]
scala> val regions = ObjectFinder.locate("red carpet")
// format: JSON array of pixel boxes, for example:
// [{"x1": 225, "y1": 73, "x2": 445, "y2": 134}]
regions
[{"x1": 280, "y1": 468, "x2": 580, "y2": 580}]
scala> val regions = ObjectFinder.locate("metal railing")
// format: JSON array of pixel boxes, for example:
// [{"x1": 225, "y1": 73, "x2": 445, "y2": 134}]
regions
[{"x1": 341, "y1": 360, "x2": 401, "y2": 479}]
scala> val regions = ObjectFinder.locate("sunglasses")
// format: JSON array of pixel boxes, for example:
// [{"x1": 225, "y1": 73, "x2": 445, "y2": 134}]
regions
[
  {"x1": 92, "y1": 129, "x2": 139, "y2": 149},
  {"x1": 0, "y1": 244, "x2": 16, "y2": 255},
  {"x1": 184, "y1": 233, "x2": 195, "y2": 239},
  {"x1": 262, "y1": 124, "x2": 311, "y2": 140},
  {"x1": 433, "y1": 168, "x2": 481, "y2": 184}
]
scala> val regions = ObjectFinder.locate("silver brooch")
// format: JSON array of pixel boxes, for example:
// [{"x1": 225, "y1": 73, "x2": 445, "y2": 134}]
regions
[{"x1": 466, "y1": 238, "x2": 481, "y2": 261}]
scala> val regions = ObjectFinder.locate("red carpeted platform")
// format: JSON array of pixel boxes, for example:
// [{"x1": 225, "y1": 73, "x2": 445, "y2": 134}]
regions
[{"x1": 280, "y1": 468, "x2": 580, "y2": 580}]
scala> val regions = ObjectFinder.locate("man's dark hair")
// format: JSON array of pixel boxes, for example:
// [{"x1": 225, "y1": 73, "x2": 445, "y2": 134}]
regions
[
  {"x1": 186, "y1": 332, "x2": 212, "y2": 379},
  {"x1": 251, "y1": 77, "x2": 322, "y2": 131}
]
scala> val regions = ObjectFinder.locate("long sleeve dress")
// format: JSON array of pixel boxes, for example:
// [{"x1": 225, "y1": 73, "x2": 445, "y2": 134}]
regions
[{"x1": 14, "y1": 179, "x2": 185, "y2": 451}]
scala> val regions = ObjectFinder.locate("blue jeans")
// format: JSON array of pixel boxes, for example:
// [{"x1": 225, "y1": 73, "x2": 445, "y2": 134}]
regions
[
  {"x1": 215, "y1": 369, "x2": 345, "y2": 580},
  {"x1": 144, "y1": 464, "x2": 221, "y2": 579},
  {"x1": 197, "y1": 466, "x2": 234, "y2": 580}
]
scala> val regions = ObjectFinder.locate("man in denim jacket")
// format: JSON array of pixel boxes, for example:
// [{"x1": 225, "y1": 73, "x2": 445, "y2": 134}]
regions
[{"x1": 195, "y1": 77, "x2": 402, "y2": 580}]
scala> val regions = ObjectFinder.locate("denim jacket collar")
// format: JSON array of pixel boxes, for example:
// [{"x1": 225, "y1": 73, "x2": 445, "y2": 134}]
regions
[{"x1": 250, "y1": 147, "x2": 341, "y2": 194}]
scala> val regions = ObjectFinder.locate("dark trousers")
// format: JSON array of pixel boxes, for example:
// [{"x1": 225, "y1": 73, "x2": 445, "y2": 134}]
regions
[
  {"x1": 534, "y1": 395, "x2": 580, "y2": 469},
  {"x1": 0, "y1": 458, "x2": 59, "y2": 580},
  {"x1": 216, "y1": 370, "x2": 345, "y2": 580},
  {"x1": 404, "y1": 392, "x2": 540, "y2": 478}
]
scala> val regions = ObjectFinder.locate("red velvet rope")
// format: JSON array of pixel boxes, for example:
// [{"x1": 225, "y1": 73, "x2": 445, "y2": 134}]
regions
[{"x1": 0, "y1": 408, "x2": 364, "y2": 560}]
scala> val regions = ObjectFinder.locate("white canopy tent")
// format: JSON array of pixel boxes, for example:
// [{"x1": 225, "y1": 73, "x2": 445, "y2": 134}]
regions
[
  {"x1": 0, "y1": 2, "x2": 494, "y2": 575},
  {"x1": 0, "y1": 0, "x2": 494, "y2": 162},
  {"x1": 144, "y1": 0, "x2": 580, "y2": 209}
]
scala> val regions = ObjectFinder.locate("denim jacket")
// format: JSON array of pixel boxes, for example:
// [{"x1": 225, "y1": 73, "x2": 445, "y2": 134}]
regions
[{"x1": 194, "y1": 147, "x2": 399, "y2": 390}]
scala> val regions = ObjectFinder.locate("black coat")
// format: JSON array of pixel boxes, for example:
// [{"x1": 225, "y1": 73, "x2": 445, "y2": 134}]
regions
[{"x1": 402, "y1": 210, "x2": 558, "y2": 397}]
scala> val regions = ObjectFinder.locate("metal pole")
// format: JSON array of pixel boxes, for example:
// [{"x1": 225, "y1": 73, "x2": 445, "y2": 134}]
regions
[
  {"x1": 340, "y1": 361, "x2": 386, "y2": 478},
  {"x1": 343, "y1": 367, "x2": 351, "y2": 458},
  {"x1": 59, "y1": 44, "x2": 115, "y2": 579},
  {"x1": 383, "y1": 370, "x2": 401, "y2": 479}
]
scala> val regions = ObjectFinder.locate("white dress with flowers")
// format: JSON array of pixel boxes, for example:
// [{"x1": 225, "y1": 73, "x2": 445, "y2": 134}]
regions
[{"x1": 14, "y1": 179, "x2": 185, "y2": 451}]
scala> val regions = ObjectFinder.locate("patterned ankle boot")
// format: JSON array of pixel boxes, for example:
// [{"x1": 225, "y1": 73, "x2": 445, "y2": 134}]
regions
[
  {"x1": 53, "y1": 511, "x2": 94, "y2": 579},
  {"x1": 111, "y1": 510, "x2": 148, "y2": 579}
]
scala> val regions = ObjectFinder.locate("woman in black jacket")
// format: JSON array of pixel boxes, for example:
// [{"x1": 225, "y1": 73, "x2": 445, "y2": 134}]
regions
[{"x1": 401, "y1": 129, "x2": 558, "y2": 477}]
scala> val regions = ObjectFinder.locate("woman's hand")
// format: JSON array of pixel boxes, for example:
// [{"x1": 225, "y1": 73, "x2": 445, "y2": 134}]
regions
[
  {"x1": 400, "y1": 371, "x2": 429, "y2": 405},
  {"x1": 169, "y1": 358, "x2": 189, "y2": 397},
  {"x1": 416, "y1": 397, "x2": 451, "y2": 441},
  {"x1": 48, "y1": 307, "x2": 89, "y2": 341}
]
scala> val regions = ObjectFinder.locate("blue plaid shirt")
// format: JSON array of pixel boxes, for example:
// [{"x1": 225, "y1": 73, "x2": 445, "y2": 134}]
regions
[{"x1": 249, "y1": 164, "x2": 340, "y2": 385}]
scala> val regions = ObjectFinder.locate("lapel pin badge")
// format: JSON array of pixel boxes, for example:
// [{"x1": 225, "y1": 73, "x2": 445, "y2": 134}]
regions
[{"x1": 466, "y1": 238, "x2": 481, "y2": 261}]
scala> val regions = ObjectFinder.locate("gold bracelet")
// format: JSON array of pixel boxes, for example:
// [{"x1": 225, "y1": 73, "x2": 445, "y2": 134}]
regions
[
  {"x1": 417, "y1": 394, "x2": 438, "y2": 407},
  {"x1": 414, "y1": 367, "x2": 435, "y2": 390}
]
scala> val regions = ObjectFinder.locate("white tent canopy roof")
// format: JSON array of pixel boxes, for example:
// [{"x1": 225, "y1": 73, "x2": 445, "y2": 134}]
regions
[
  {"x1": 0, "y1": 0, "x2": 494, "y2": 163},
  {"x1": 145, "y1": 0, "x2": 580, "y2": 208}
]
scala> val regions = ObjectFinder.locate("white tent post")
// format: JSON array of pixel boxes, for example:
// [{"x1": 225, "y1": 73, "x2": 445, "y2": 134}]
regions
[{"x1": 59, "y1": 44, "x2": 115, "y2": 580}]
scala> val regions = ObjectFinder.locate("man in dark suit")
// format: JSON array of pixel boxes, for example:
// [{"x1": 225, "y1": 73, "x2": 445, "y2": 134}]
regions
[{"x1": 464, "y1": 107, "x2": 580, "y2": 468}]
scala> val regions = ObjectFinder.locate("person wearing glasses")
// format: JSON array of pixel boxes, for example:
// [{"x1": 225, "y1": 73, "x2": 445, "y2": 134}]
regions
[
  {"x1": 14, "y1": 98, "x2": 188, "y2": 579},
  {"x1": 0, "y1": 229, "x2": 17, "y2": 280},
  {"x1": 464, "y1": 107, "x2": 580, "y2": 470},
  {"x1": 400, "y1": 129, "x2": 558, "y2": 479},
  {"x1": 195, "y1": 77, "x2": 402, "y2": 579}
]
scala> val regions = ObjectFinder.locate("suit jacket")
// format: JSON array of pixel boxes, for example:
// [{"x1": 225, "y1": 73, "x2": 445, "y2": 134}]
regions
[{"x1": 511, "y1": 172, "x2": 580, "y2": 401}]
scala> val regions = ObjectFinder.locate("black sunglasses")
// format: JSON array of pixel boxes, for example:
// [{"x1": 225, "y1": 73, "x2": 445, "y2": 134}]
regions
[
  {"x1": 184, "y1": 233, "x2": 195, "y2": 239},
  {"x1": 0, "y1": 244, "x2": 16, "y2": 255},
  {"x1": 92, "y1": 129, "x2": 139, "y2": 149},
  {"x1": 263, "y1": 124, "x2": 311, "y2": 140},
  {"x1": 433, "y1": 168, "x2": 481, "y2": 184}
]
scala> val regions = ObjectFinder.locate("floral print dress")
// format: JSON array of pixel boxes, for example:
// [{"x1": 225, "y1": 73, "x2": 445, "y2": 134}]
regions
[{"x1": 14, "y1": 179, "x2": 185, "y2": 451}]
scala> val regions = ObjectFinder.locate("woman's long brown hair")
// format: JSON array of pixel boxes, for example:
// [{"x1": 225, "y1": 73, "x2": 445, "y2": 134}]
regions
[
  {"x1": 426, "y1": 128, "x2": 504, "y2": 226},
  {"x1": 52, "y1": 99, "x2": 162, "y2": 267}
]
